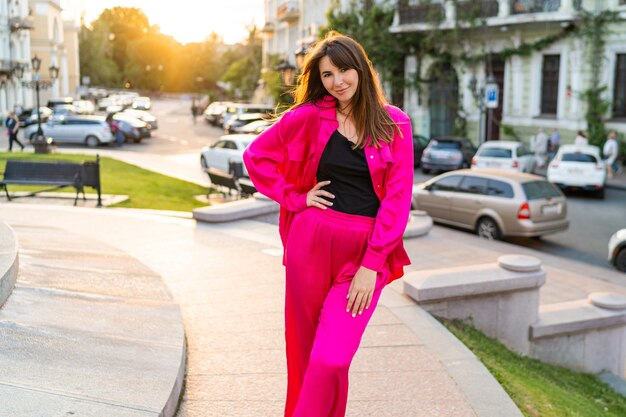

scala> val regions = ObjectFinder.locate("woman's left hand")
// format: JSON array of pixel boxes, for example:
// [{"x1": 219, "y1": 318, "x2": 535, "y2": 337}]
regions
[{"x1": 346, "y1": 266, "x2": 377, "y2": 317}]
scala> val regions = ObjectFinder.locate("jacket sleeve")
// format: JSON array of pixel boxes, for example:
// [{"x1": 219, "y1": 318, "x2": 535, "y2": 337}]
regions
[
  {"x1": 242, "y1": 111, "x2": 309, "y2": 212},
  {"x1": 361, "y1": 114, "x2": 414, "y2": 272}
]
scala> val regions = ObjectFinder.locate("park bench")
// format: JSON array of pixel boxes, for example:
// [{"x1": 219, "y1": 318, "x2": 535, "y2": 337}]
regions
[
  {"x1": 205, "y1": 167, "x2": 258, "y2": 199},
  {"x1": 0, "y1": 157, "x2": 102, "y2": 207}
]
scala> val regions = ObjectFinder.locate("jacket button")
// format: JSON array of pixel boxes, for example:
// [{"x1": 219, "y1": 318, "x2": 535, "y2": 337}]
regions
[
  {"x1": 377, "y1": 184, "x2": 381, "y2": 188},
  {"x1": 370, "y1": 155, "x2": 374, "y2": 159}
]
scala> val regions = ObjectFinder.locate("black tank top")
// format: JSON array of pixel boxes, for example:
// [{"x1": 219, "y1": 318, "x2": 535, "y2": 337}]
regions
[{"x1": 316, "y1": 130, "x2": 380, "y2": 217}]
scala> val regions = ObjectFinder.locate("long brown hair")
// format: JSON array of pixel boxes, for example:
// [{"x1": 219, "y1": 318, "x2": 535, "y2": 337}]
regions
[{"x1": 291, "y1": 31, "x2": 400, "y2": 148}]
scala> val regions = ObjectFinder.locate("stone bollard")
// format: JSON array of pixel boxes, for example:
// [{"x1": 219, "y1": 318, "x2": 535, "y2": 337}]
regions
[
  {"x1": 403, "y1": 254, "x2": 546, "y2": 355},
  {"x1": 530, "y1": 292, "x2": 626, "y2": 377},
  {"x1": 403, "y1": 210, "x2": 433, "y2": 239}
]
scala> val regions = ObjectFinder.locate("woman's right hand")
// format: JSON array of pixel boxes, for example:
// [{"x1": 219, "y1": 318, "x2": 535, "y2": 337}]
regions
[{"x1": 306, "y1": 181, "x2": 335, "y2": 209}]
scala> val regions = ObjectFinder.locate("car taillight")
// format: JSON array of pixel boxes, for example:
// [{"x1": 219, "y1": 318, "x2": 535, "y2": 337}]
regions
[
  {"x1": 512, "y1": 161, "x2": 519, "y2": 168},
  {"x1": 471, "y1": 156, "x2": 477, "y2": 166},
  {"x1": 518, "y1": 202, "x2": 530, "y2": 220}
]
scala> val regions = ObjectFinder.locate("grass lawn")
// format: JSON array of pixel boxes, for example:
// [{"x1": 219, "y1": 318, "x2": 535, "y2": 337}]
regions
[
  {"x1": 0, "y1": 152, "x2": 210, "y2": 211},
  {"x1": 442, "y1": 319, "x2": 626, "y2": 417}
]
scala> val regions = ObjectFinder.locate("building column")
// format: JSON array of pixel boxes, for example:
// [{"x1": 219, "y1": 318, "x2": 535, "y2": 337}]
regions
[
  {"x1": 498, "y1": 0, "x2": 510, "y2": 18},
  {"x1": 559, "y1": 0, "x2": 574, "y2": 13},
  {"x1": 445, "y1": 0, "x2": 456, "y2": 25},
  {"x1": 61, "y1": 50, "x2": 69, "y2": 96}
]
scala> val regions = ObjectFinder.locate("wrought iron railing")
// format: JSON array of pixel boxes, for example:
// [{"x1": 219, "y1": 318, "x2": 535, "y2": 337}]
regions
[
  {"x1": 510, "y1": 0, "x2": 561, "y2": 14},
  {"x1": 456, "y1": 0, "x2": 500, "y2": 20},
  {"x1": 398, "y1": 3, "x2": 445, "y2": 25}
]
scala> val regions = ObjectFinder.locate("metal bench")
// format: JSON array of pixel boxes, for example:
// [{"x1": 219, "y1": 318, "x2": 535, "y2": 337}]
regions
[
  {"x1": 237, "y1": 178, "x2": 257, "y2": 198},
  {"x1": 1, "y1": 157, "x2": 102, "y2": 206},
  {"x1": 206, "y1": 168, "x2": 240, "y2": 197}
]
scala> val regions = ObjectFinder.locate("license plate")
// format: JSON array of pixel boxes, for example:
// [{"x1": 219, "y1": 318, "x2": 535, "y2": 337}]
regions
[
  {"x1": 542, "y1": 204, "x2": 560, "y2": 215},
  {"x1": 486, "y1": 161, "x2": 501, "y2": 168},
  {"x1": 567, "y1": 169, "x2": 583, "y2": 175}
]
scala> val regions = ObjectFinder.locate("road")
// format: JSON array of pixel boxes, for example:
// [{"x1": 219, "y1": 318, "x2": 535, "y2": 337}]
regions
[{"x1": 3, "y1": 96, "x2": 625, "y2": 272}]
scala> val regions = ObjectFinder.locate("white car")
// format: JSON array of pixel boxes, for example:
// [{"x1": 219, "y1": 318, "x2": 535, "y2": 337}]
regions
[
  {"x1": 132, "y1": 96, "x2": 151, "y2": 110},
  {"x1": 200, "y1": 134, "x2": 254, "y2": 177},
  {"x1": 609, "y1": 229, "x2": 626, "y2": 272},
  {"x1": 547, "y1": 144, "x2": 607, "y2": 198},
  {"x1": 471, "y1": 141, "x2": 534, "y2": 173}
]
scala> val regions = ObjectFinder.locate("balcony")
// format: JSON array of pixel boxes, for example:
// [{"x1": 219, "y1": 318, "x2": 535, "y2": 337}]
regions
[
  {"x1": 457, "y1": 0, "x2": 500, "y2": 20},
  {"x1": 261, "y1": 22, "x2": 275, "y2": 34},
  {"x1": 398, "y1": 3, "x2": 445, "y2": 25},
  {"x1": 511, "y1": 0, "x2": 560, "y2": 14},
  {"x1": 9, "y1": 16, "x2": 34, "y2": 32},
  {"x1": 277, "y1": 1, "x2": 300, "y2": 23}
]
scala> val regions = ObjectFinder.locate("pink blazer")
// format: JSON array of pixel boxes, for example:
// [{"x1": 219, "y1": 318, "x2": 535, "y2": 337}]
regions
[{"x1": 243, "y1": 95, "x2": 414, "y2": 283}]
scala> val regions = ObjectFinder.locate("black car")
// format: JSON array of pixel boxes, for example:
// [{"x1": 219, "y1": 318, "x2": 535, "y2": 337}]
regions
[
  {"x1": 420, "y1": 136, "x2": 476, "y2": 174},
  {"x1": 113, "y1": 115, "x2": 151, "y2": 143},
  {"x1": 224, "y1": 112, "x2": 266, "y2": 134},
  {"x1": 413, "y1": 135, "x2": 430, "y2": 167}
]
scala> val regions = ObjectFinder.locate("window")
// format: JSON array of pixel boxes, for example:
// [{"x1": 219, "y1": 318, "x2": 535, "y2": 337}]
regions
[
  {"x1": 457, "y1": 176, "x2": 487, "y2": 195},
  {"x1": 223, "y1": 141, "x2": 237, "y2": 150},
  {"x1": 613, "y1": 54, "x2": 626, "y2": 118},
  {"x1": 522, "y1": 180, "x2": 562, "y2": 200},
  {"x1": 541, "y1": 55, "x2": 560, "y2": 115},
  {"x1": 479, "y1": 148, "x2": 512, "y2": 158},
  {"x1": 430, "y1": 175, "x2": 462, "y2": 192},
  {"x1": 561, "y1": 153, "x2": 598, "y2": 163},
  {"x1": 516, "y1": 145, "x2": 531, "y2": 157},
  {"x1": 487, "y1": 180, "x2": 514, "y2": 198}
]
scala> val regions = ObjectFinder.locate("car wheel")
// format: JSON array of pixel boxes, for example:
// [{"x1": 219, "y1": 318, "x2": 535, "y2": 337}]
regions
[
  {"x1": 615, "y1": 248, "x2": 626, "y2": 272},
  {"x1": 200, "y1": 156, "x2": 208, "y2": 170},
  {"x1": 85, "y1": 135, "x2": 100, "y2": 148},
  {"x1": 477, "y1": 217, "x2": 501, "y2": 240},
  {"x1": 133, "y1": 138, "x2": 141, "y2": 143},
  {"x1": 595, "y1": 188, "x2": 605, "y2": 199},
  {"x1": 421, "y1": 168, "x2": 431, "y2": 174}
]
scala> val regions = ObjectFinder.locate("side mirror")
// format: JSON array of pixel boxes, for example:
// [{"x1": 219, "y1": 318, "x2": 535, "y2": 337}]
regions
[{"x1": 423, "y1": 184, "x2": 432, "y2": 192}]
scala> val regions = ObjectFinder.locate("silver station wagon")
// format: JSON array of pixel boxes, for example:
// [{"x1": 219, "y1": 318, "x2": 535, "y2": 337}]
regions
[
  {"x1": 24, "y1": 115, "x2": 114, "y2": 147},
  {"x1": 413, "y1": 169, "x2": 569, "y2": 240}
]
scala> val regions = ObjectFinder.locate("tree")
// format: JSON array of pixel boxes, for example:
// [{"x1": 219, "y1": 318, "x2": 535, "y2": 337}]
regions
[
  {"x1": 220, "y1": 26, "x2": 262, "y2": 100},
  {"x1": 79, "y1": 22, "x2": 119, "y2": 87}
]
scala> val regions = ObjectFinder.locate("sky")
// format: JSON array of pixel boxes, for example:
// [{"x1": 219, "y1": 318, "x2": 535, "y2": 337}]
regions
[{"x1": 77, "y1": 0, "x2": 265, "y2": 44}]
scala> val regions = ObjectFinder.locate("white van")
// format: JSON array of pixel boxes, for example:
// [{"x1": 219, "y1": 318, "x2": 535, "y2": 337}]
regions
[{"x1": 222, "y1": 103, "x2": 274, "y2": 129}]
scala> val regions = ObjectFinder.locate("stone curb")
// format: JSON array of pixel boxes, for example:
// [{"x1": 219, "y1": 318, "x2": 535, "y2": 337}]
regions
[{"x1": 0, "y1": 221, "x2": 18, "y2": 308}]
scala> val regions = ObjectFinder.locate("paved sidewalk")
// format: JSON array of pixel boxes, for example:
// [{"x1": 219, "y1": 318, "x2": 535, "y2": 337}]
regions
[{"x1": 0, "y1": 204, "x2": 523, "y2": 417}]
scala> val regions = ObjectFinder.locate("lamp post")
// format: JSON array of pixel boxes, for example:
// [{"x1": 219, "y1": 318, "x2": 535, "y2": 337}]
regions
[{"x1": 18, "y1": 55, "x2": 59, "y2": 153}]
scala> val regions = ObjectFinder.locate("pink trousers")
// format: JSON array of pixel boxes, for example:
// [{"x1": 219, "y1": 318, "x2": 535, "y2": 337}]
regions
[{"x1": 284, "y1": 207, "x2": 388, "y2": 417}]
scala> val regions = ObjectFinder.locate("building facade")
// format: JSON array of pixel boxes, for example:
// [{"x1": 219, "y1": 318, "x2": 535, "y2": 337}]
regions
[
  {"x1": 0, "y1": 0, "x2": 33, "y2": 118},
  {"x1": 391, "y1": 0, "x2": 626, "y2": 145}
]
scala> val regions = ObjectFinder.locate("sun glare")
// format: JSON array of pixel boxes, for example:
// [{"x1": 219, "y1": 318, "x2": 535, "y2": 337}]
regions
[{"x1": 82, "y1": 0, "x2": 264, "y2": 44}]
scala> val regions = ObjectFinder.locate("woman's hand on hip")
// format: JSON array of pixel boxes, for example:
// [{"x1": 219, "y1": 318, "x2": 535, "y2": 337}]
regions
[
  {"x1": 306, "y1": 180, "x2": 334, "y2": 209},
  {"x1": 346, "y1": 266, "x2": 377, "y2": 317}
]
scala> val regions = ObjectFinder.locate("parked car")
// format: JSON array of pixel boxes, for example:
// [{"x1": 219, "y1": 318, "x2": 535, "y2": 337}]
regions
[
  {"x1": 221, "y1": 103, "x2": 274, "y2": 128},
  {"x1": 234, "y1": 119, "x2": 273, "y2": 134},
  {"x1": 120, "y1": 109, "x2": 158, "y2": 130},
  {"x1": 420, "y1": 136, "x2": 476, "y2": 173},
  {"x1": 413, "y1": 169, "x2": 569, "y2": 240},
  {"x1": 225, "y1": 113, "x2": 267, "y2": 134},
  {"x1": 547, "y1": 144, "x2": 607, "y2": 198},
  {"x1": 23, "y1": 115, "x2": 114, "y2": 147},
  {"x1": 51, "y1": 104, "x2": 77, "y2": 117},
  {"x1": 47, "y1": 97, "x2": 73, "y2": 108},
  {"x1": 112, "y1": 114, "x2": 151, "y2": 143},
  {"x1": 608, "y1": 229, "x2": 626, "y2": 272},
  {"x1": 472, "y1": 141, "x2": 534, "y2": 173},
  {"x1": 73, "y1": 100, "x2": 95, "y2": 115},
  {"x1": 413, "y1": 134, "x2": 430, "y2": 167},
  {"x1": 132, "y1": 96, "x2": 151, "y2": 110},
  {"x1": 200, "y1": 134, "x2": 254, "y2": 176},
  {"x1": 203, "y1": 101, "x2": 230, "y2": 126},
  {"x1": 20, "y1": 107, "x2": 53, "y2": 127}
]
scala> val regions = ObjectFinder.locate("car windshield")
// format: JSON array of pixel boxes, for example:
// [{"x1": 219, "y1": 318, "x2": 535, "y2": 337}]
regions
[
  {"x1": 431, "y1": 141, "x2": 460, "y2": 150},
  {"x1": 479, "y1": 148, "x2": 512, "y2": 158},
  {"x1": 522, "y1": 181, "x2": 562, "y2": 200},
  {"x1": 561, "y1": 153, "x2": 597, "y2": 163}
]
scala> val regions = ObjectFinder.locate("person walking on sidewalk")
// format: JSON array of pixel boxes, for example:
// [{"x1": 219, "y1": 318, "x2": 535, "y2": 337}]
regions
[
  {"x1": 549, "y1": 128, "x2": 560, "y2": 159},
  {"x1": 531, "y1": 127, "x2": 548, "y2": 170},
  {"x1": 603, "y1": 130, "x2": 621, "y2": 177},
  {"x1": 6, "y1": 112, "x2": 24, "y2": 151},
  {"x1": 574, "y1": 130, "x2": 588, "y2": 146},
  {"x1": 243, "y1": 31, "x2": 413, "y2": 417}
]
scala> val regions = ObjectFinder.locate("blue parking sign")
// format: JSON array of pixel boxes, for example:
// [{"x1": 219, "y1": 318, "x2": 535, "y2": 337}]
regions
[{"x1": 485, "y1": 83, "x2": 499, "y2": 109}]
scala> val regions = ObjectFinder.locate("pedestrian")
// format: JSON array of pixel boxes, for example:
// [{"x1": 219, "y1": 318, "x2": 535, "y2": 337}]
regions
[
  {"x1": 574, "y1": 130, "x2": 588, "y2": 146},
  {"x1": 106, "y1": 113, "x2": 124, "y2": 147},
  {"x1": 549, "y1": 128, "x2": 560, "y2": 159},
  {"x1": 603, "y1": 130, "x2": 621, "y2": 178},
  {"x1": 243, "y1": 31, "x2": 413, "y2": 417},
  {"x1": 531, "y1": 127, "x2": 548, "y2": 170},
  {"x1": 6, "y1": 111, "x2": 24, "y2": 151}
]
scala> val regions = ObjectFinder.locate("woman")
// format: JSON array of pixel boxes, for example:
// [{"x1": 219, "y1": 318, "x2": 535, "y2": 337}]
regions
[
  {"x1": 243, "y1": 31, "x2": 413, "y2": 417},
  {"x1": 574, "y1": 130, "x2": 588, "y2": 146}
]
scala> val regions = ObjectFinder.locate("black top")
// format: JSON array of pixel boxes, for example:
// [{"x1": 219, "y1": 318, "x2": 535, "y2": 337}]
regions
[{"x1": 316, "y1": 130, "x2": 380, "y2": 217}]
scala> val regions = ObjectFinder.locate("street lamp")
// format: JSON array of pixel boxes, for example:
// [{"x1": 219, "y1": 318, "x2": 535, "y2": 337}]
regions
[{"x1": 18, "y1": 55, "x2": 59, "y2": 153}]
